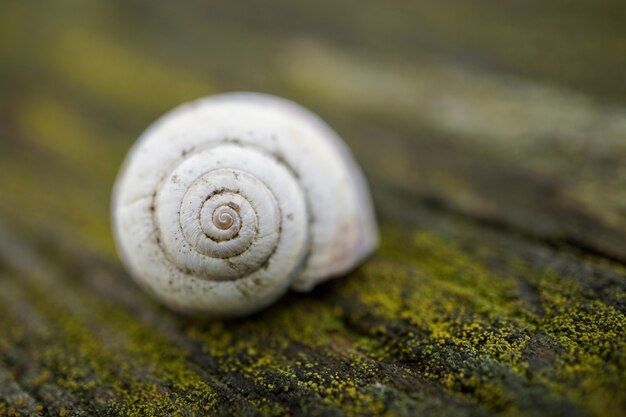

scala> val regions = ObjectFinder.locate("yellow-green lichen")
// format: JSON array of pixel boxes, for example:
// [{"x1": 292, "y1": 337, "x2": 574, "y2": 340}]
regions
[
  {"x1": 186, "y1": 302, "x2": 390, "y2": 416},
  {"x1": 2, "y1": 277, "x2": 220, "y2": 416}
]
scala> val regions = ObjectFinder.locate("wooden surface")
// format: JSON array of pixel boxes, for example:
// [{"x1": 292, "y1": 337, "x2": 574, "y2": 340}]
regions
[{"x1": 1, "y1": 1, "x2": 625, "y2": 416}]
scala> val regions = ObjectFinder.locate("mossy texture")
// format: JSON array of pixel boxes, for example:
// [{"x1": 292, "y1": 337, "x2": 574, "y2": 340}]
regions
[{"x1": 1, "y1": 1, "x2": 625, "y2": 416}]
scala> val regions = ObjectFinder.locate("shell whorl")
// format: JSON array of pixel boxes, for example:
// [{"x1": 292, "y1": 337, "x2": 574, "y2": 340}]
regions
[
  {"x1": 155, "y1": 145, "x2": 307, "y2": 283},
  {"x1": 113, "y1": 92, "x2": 378, "y2": 317}
]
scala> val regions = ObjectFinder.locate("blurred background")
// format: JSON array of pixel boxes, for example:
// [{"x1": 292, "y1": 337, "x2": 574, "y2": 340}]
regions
[
  {"x1": 0, "y1": 2, "x2": 626, "y2": 416},
  {"x1": 2, "y1": 0, "x2": 626, "y2": 259}
]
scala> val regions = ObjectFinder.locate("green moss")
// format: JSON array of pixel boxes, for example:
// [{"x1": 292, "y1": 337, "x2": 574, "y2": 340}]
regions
[
  {"x1": 2, "y1": 217, "x2": 623, "y2": 416},
  {"x1": 326, "y1": 227, "x2": 624, "y2": 415},
  {"x1": 3, "y1": 279, "x2": 219, "y2": 416},
  {"x1": 340, "y1": 229, "x2": 531, "y2": 356},
  {"x1": 0, "y1": 1, "x2": 625, "y2": 416},
  {"x1": 186, "y1": 301, "x2": 390, "y2": 415},
  {"x1": 511, "y1": 262, "x2": 626, "y2": 417}
]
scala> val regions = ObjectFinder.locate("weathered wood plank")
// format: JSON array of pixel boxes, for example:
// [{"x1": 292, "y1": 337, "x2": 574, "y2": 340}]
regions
[{"x1": 0, "y1": 1, "x2": 625, "y2": 416}]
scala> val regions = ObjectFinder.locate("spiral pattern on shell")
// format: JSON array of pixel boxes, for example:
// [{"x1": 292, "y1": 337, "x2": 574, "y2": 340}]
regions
[
  {"x1": 113, "y1": 93, "x2": 378, "y2": 316},
  {"x1": 155, "y1": 144, "x2": 307, "y2": 284}
]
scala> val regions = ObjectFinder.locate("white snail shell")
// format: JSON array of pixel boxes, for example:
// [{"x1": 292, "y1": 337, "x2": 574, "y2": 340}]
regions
[{"x1": 112, "y1": 92, "x2": 378, "y2": 317}]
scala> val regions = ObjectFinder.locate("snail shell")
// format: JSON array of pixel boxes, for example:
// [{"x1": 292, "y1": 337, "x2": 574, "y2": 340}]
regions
[{"x1": 112, "y1": 92, "x2": 378, "y2": 317}]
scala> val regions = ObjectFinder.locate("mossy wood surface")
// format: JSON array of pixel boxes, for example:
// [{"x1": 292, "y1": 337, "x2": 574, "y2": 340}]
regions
[{"x1": 0, "y1": 1, "x2": 625, "y2": 416}]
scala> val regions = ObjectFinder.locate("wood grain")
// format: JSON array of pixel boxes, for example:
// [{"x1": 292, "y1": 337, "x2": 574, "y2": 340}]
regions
[{"x1": 0, "y1": 1, "x2": 624, "y2": 416}]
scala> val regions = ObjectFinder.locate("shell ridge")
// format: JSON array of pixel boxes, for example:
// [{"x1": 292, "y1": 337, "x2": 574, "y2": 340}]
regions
[{"x1": 113, "y1": 93, "x2": 377, "y2": 316}]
